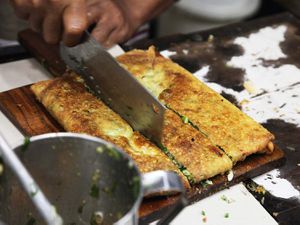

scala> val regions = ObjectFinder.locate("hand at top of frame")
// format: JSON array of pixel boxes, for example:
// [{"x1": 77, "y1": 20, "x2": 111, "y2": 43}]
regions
[{"x1": 10, "y1": 0, "x2": 175, "y2": 47}]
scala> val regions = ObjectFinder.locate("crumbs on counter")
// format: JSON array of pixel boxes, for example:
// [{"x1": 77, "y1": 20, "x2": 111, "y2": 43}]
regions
[
  {"x1": 201, "y1": 210, "x2": 206, "y2": 216},
  {"x1": 227, "y1": 170, "x2": 234, "y2": 182},
  {"x1": 246, "y1": 182, "x2": 266, "y2": 195},
  {"x1": 220, "y1": 195, "x2": 235, "y2": 204},
  {"x1": 254, "y1": 168, "x2": 299, "y2": 199},
  {"x1": 254, "y1": 185, "x2": 266, "y2": 195},
  {"x1": 201, "y1": 210, "x2": 207, "y2": 223},
  {"x1": 240, "y1": 99, "x2": 250, "y2": 106},
  {"x1": 201, "y1": 179, "x2": 213, "y2": 188},
  {"x1": 243, "y1": 81, "x2": 258, "y2": 95}
]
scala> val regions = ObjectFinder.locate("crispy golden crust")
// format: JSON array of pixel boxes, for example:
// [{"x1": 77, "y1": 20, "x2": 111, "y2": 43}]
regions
[
  {"x1": 31, "y1": 74, "x2": 232, "y2": 183},
  {"x1": 30, "y1": 74, "x2": 189, "y2": 187},
  {"x1": 31, "y1": 46, "x2": 275, "y2": 185},
  {"x1": 117, "y1": 47, "x2": 275, "y2": 163},
  {"x1": 31, "y1": 74, "x2": 132, "y2": 139},
  {"x1": 162, "y1": 110, "x2": 232, "y2": 181}
]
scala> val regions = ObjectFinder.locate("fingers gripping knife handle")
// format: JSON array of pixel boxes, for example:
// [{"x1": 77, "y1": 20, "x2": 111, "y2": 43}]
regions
[
  {"x1": 142, "y1": 171, "x2": 188, "y2": 224},
  {"x1": 0, "y1": 134, "x2": 63, "y2": 225}
]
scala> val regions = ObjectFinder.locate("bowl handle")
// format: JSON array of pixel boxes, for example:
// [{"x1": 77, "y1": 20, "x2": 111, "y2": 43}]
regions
[{"x1": 141, "y1": 170, "x2": 188, "y2": 224}]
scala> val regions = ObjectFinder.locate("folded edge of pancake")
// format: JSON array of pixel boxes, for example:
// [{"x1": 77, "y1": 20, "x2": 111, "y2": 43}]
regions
[
  {"x1": 30, "y1": 74, "x2": 190, "y2": 187},
  {"x1": 117, "y1": 47, "x2": 275, "y2": 164}
]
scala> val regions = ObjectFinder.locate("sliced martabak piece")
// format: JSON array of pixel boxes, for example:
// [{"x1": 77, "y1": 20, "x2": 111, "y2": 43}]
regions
[
  {"x1": 30, "y1": 74, "x2": 190, "y2": 187},
  {"x1": 117, "y1": 47, "x2": 275, "y2": 164},
  {"x1": 160, "y1": 109, "x2": 232, "y2": 183}
]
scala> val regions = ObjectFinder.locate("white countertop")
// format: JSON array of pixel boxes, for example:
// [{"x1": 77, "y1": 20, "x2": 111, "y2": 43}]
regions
[{"x1": 0, "y1": 58, "x2": 278, "y2": 225}]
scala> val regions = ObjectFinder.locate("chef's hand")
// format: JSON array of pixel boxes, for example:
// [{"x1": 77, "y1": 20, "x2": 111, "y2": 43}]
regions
[
  {"x1": 10, "y1": 0, "x2": 175, "y2": 47},
  {"x1": 10, "y1": 0, "x2": 88, "y2": 46},
  {"x1": 87, "y1": 0, "x2": 175, "y2": 47}
]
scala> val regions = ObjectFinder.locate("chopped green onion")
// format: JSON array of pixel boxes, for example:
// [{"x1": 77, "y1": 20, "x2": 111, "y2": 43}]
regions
[
  {"x1": 221, "y1": 195, "x2": 228, "y2": 202},
  {"x1": 96, "y1": 146, "x2": 105, "y2": 153},
  {"x1": 90, "y1": 184, "x2": 100, "y2": 198},
  {"x1": 181, "y1": 115, "x2": 189, "y2": 124},
  {"x1": 22, "y1": 136, "x2": 31, "y2": 152},
  {"x1": 26, "y1": 213, "x2": 36, "y2": 225}
]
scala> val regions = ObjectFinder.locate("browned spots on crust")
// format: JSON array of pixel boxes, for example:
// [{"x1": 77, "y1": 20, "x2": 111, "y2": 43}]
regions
[
  {"x1": 117, "y1": 47, "x2": 274, "y2": 164},
  {"x1": 118, "y1": 54, "x2": 150, "y2": 66},
  {"x1": 30, "y1": 74, "x2": 189, "y2": 187},
  {"x1": 177, "y1": 139, "x2": 193, "y2": 152},
  {"x1": 31, "y1": 45, "x2": 276, "y2": 183},
  {"x1": 161, "y1": 110, "x2": 232, "y2": 181},
  {"x1": 210, "y1": 146, "x2": 224, "y2": 157}
]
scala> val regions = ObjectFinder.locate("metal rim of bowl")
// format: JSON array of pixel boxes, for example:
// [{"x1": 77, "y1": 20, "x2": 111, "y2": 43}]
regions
[{"x1": 13, "y1": 132, "x2": 144, "y2": 225}]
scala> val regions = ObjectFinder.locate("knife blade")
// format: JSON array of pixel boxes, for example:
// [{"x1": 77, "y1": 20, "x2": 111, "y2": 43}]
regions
[{"x1": 60, "y1": 32, "x2": 165, "y2": 144}]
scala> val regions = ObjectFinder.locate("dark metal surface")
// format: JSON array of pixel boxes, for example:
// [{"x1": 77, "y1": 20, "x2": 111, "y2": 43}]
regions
[
  {"x1": 131, "y1": 12, "x2": 300, "y2": 225},
  {"x1": 275, "y1": 0, "x2": 300, "y2": 18},
  {"x1": 60, "y1": 33, "x2": 166, "y2": 145}
]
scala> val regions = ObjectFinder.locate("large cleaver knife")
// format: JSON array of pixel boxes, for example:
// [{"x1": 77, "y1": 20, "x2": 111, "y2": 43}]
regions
[{"x1": 60, "y1": 32, "x2": 165, "y2": 144}]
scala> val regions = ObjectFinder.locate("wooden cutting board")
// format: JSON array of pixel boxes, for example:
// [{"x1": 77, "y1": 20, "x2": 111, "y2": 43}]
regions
[{"x1": 0, "y1": 29, "x2": 285, "y2": 223}]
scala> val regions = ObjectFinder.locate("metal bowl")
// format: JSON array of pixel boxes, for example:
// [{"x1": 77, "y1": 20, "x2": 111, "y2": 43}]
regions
[{"x1": 0, "y1": 133, "x2": 142, "y2": 225}]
